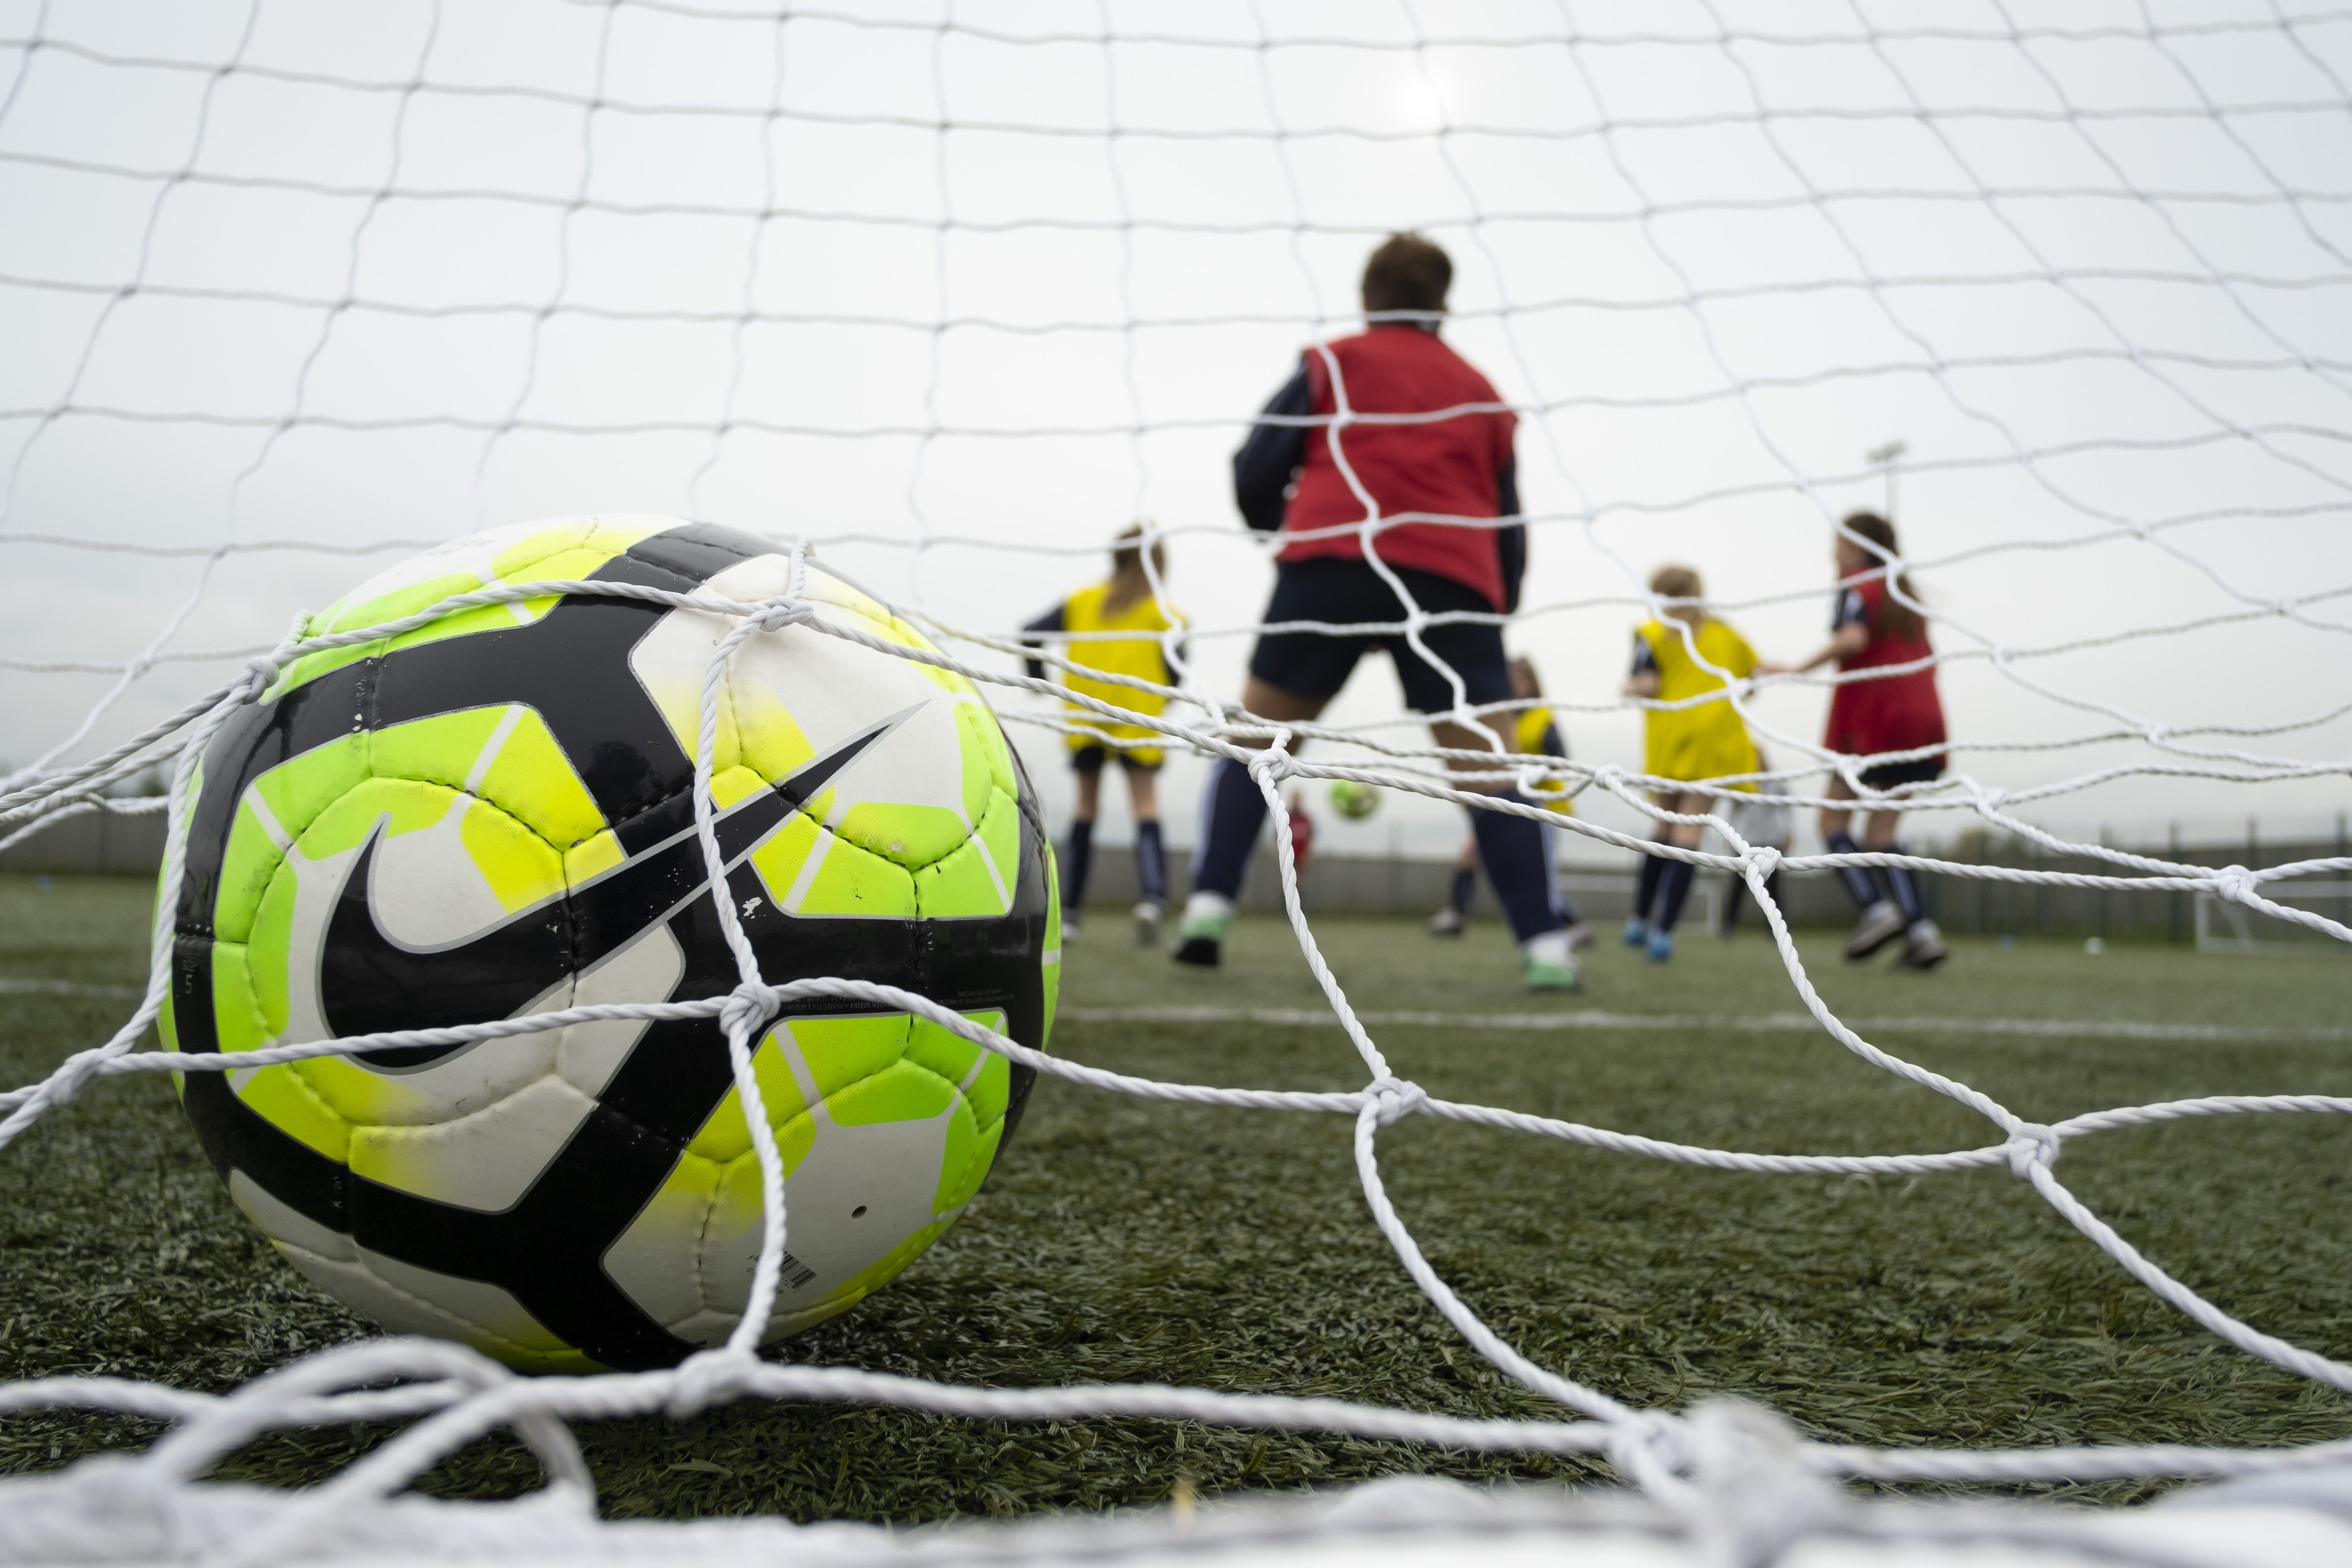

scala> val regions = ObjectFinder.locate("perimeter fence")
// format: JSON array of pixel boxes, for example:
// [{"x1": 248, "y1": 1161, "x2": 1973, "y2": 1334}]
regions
[
  {"x1": 9, "y1": 806, "x2": 2345, "y2": 944},
  {"x1": 1053, "y1": 826, "x2": 2352, "y2": 938}
]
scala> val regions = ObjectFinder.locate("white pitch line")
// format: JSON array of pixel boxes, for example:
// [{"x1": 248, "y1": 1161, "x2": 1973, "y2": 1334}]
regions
[
  {"x1": 6, "y1": 985, "x2": 2327, "y2": 1043},
  {"x1": 0, "y1": 977, "x2": 143, "y2": 999},
  {"x1": 1056, "y1": 1005, "x2": 2352, "y2": 1045}
]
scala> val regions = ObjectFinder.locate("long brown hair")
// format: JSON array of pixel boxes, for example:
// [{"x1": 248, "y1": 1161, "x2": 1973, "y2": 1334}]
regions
[
  {"x1": 1840, "y1": 512, "x2": 1923, "y2": 640},
  {"x1": 1101, "y1": 523, "x2": 1168, "y2": 617}
]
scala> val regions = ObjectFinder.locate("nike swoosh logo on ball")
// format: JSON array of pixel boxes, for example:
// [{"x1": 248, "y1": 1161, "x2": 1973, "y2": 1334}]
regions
[{"x1": 321, "y1": 706, "x2": 917, "y2": 1064}]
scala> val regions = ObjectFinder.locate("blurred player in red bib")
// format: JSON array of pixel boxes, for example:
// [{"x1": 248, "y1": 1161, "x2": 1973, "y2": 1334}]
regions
[{"x1": 1786, "y1": 512, "x2": 1949, "y2": 969}]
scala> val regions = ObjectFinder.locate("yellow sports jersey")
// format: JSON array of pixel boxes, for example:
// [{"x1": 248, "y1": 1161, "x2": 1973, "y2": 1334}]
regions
[
  {"x1": 1060, "y1": 580, "x2": 1183, "y2": 764},
  {"x1": 1633, "y1": 617, "x2": 1759, "y2": 786},
  {"x1": 1513, "y1": 704, "x2": 1573, "y2": 815}
]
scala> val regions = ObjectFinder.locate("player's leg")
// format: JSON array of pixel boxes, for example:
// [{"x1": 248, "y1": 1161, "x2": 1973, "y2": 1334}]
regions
[
  {"x1": 1625, "y1": 833, "x2": 1669, "y2": 947},
  {"x1": 1551, "y1": 853, "x2": 1593, "y2": 951},
  {"x1": 1720, "y1": 855, "x2": 1749, "y2": 935},
  {"x1": 1399, "y1": 604, "x2": 1575, "y2": 991},
  {"x1": 1641, "y1": 793, "x2": 1708, "y2": 963},
  {"x1": 1822, "y1": 775, "x2": 1905, "y2": 960},
  {"x1": 1175, "y1": 673, "x2": 1333, "y2": 965},
  {"x1": 1723, "y1": 841, "x2": 1786, "y2": 939},
  {"x1": 1428, "y1": 835, "x2": 1477, "y2": 936},
  {"x1": 1178, "y1": 561, "x2": 1368, "y2": 966},
  {"x1": 1862, "y1": 788, "x2": 1948, "y2": 970},
  {"x1": 1124, "y1": 755, "x2": 1167, "y2": 947},
  {"x1": 1539, "y1": 818, "x2": 1595, "y2": 950},
  {"x1": 1062, "y1": 752, "x2": 1104, "y2": 938}
]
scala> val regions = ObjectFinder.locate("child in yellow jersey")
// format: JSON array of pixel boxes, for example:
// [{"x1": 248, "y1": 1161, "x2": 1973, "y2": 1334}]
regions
[
  {"x1": 1022, "y1": 526, "x2": 1186, "y2": 945},
  {"x1": 1427, "y1": 656, "x2": 1592, "y2": 947},
  {"x1": 1620, "y1": 564, "x2": 1761, "y2": 963}
]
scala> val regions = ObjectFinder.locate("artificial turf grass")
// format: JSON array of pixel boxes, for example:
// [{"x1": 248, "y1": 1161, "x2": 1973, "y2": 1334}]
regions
[{"x1": 2, "y1": 876, "x2": 2350, "y2": 1518}]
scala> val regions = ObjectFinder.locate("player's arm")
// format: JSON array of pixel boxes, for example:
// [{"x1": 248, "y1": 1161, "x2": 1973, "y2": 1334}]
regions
[
  {"x1": 1774, "y1": 589, "x2": 1870, "y2": 675},
  {"x1": 1495, "y1": 455, "x2": 1527, "y2": 614},
  {"x1": 1019, "y1": 603, "x2": 1065, "y2": 682},
  {"x1": 1232, "y1": 367, "x2": 1312, "y2": 533},
  {"x1": 1622, "y1": 632, "x2": 1660, "y2": 699}
]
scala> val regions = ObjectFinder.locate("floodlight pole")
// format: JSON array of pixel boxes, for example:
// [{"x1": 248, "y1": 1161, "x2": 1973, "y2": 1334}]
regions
[{"x1": 1867, "y1": 439, "x2": 1908, "y2": 520}]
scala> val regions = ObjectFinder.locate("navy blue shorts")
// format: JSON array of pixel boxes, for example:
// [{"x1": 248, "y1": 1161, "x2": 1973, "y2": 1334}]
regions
[
  {"x1": 1247, "y1": 558, "x2": 1512, "y2": 715},
  {"x1": 1859, "y1": 757, "x2": 1946, "y2": 791}
]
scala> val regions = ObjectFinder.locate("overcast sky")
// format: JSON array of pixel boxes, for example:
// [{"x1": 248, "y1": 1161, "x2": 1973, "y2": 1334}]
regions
[{"x1": 2, "y1": 0, "x2": 2348, "y2": 863}]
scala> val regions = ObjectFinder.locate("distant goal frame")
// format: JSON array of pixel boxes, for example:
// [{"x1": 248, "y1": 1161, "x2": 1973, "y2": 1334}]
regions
[{"x1": 2196, "y1": 883, "x2": 2352, "y2": 957}]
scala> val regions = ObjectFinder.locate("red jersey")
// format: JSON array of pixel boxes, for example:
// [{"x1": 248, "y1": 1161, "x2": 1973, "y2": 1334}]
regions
[
  {"x1": 1278, "y1": 326, "x2": 1518, "y2": 610},
  {"x1": 1823, "y1": 578, "x2": 1947, "y2": 757}
]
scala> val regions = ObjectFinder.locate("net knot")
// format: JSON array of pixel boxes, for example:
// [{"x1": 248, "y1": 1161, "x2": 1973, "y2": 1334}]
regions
[
  {"x1": 665, "y1": 1348, "x2": 756, "y2": 1419},
  {"x1": 1363, "y1": 1075, "x2": 1426, "y2": 1127},
  {"x1": 1603, "y1": 1410, "x2": 1692, "y2": 1494},
  {"x1": 2211, "y1": 865, "x2": 2258, "y2": 905},
  {"x1": 236, "y1": 655, "x2": 283, "y2": 702},
  {"x1": 1741, "y1": 843, "x2": 1782, "y2": 878},
  {"x1": 32, "y1": 1046, "x2": 109, "y2": 1112},
  {"x1": 1681, "y1": 1399, "x2": 1846, "y2": 1567},
  {"x1": 719, "y1": 983, "x2": 775, "y2": 1043},
  {"x1": 1246, "y1": 747, "x2": 1297, "y2": 785},
  {"x1": 2005, "y1": 1122, "x2": 2060, "y2": 1181},
  {"x1": 746, "y1": 596, "x2": 815, "y2": 634}
]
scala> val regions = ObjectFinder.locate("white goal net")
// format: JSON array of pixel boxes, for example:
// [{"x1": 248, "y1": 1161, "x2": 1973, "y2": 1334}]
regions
[{"x1": 3, "y1": 3, "x2": 2351, "y2": 1565}]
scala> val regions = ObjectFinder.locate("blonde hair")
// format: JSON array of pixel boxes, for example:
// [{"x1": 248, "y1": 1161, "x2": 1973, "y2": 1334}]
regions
[{"x1": 1649, "y1": 564, "x2": 1705, "y2": 628}]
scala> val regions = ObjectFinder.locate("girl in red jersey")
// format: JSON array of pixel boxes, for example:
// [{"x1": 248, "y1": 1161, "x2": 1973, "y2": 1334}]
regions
[{"x1": 1786, "y1": 512, "x2": 1949, "y2": 969}]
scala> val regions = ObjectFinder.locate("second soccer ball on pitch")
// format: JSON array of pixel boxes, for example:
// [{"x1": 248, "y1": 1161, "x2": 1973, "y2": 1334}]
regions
[{"x1": 1326, "y1": 778, "x2": 1381, "y2": 820}]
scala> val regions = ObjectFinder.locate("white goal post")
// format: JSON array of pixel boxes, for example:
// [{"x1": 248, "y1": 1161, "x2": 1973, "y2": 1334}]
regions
[{"x1": 2198, "y1": 881, "x2": 2352, "y2": 955}]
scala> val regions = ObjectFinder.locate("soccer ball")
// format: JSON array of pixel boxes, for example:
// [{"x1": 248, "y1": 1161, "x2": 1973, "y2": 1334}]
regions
[
  {"x1": 160, "y1": 517, "x2": 1058, "y2": 1373},
  {"x1": 1326, "y1": 779, "x2": 1380, "y2": 821}
]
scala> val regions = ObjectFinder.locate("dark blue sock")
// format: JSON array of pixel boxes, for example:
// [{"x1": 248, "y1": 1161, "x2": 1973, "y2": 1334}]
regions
[
  {"x1": 1883, "y1": 849, "x2": 1925, "y2": 923},
  {"x1": 1447, "y1": 866, "x2": 1476, "y2": 915},
  {"x1": 1544, "y1": 824, "x2": 1581, "y2": 924},
  {"x1": 1633, "y1": 851, "x2": 1665, "y2": 920},
  {"x1": 1061, "y1": 819, "x2": 1094, "y2": 909},
  {"x1": 1471, "y1": 793, "x2": 1563, "y2": 943},
  {"x1": 1825, "y1": 830, "x2": 1886, "y2": 909},
  {"x1": 1653, "y1": 858, "x2": 1696, "y2": 934},
  {"x1": 1726, "y1": 868, "x2": 1783, "y2": 932},
  {"x1": 1190, "y1": 757, "x2": 1269, "y2": 900},
  {"x1": 1134, "y1": 819, "x2": 1167, "y2": 905}
]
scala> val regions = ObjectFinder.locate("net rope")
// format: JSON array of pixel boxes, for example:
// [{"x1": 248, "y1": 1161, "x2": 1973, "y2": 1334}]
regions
[{"x1": 2, "y1": 2, "x2": 2351, "y2": 1559}]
